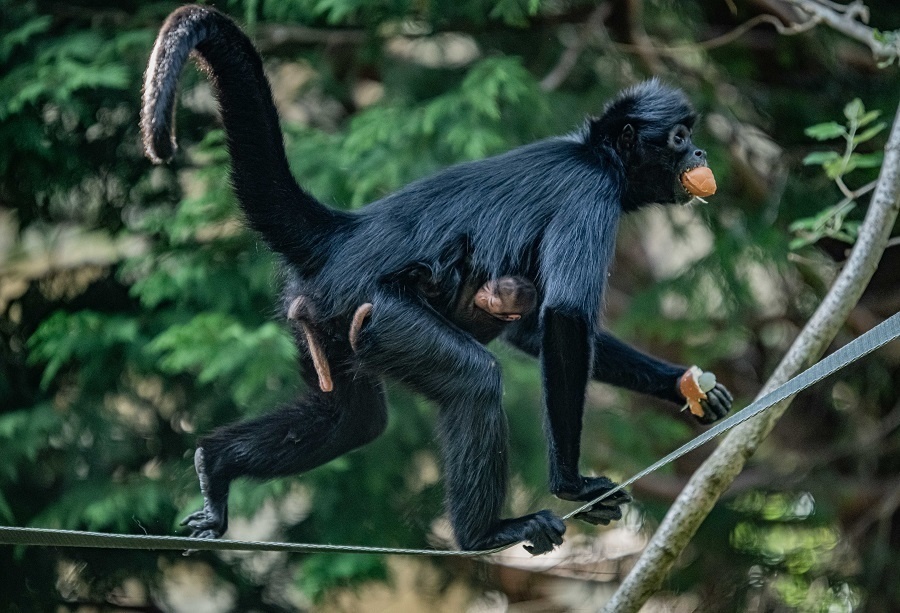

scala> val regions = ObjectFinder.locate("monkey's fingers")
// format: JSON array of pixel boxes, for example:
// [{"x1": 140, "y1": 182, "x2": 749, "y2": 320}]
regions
[
  {"x1": 602, "y1": 488, "x2": 633, "y2": 506},
  {"x1": 696, "y1": 383, "x2": 732, "y2": 424},
  {"x1": 521, "y1": 511, "x2": 565, "y2": 555},
  {"x1": 349, "y1": 303, "x2": 373, "y2": 352},
  {"x1": 300, "y1": 323, "x2": 333, "y2": 393},
  {"x1": 574, "y1": 503, "x2": 624, "y2": 526},
  {"x1": 180, "y1": 510, "x2": 207, "y2": 526}
]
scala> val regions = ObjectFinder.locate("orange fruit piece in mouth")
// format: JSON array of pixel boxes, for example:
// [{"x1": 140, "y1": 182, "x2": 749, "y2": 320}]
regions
[{"x1": 681, "y1": 166, "x2": 717, "y2": 197}]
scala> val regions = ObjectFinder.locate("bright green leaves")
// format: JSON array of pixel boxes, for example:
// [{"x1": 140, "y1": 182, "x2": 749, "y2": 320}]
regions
[
  {"x1": 147, "y1": 314, "x2": 298, "y2": 408},
  {"x1": 0, "y1": 30, "x2": 135, "y2": 120},
  {"x1": 286, "y1": 56, "x2": 545, "y2": 206},
  {"x1": 788, "y1": 200, "x2": 860, "y2": 250},
  {"x1": 802, "y1": 99, "x2": 885, "y2": 180},
  {"x1": 803, "y1": 122, "x2": 845, "y2": 142},
  {"x1": 792, "y1": 98, "x2": 886, "y2": 249},
  {"x1": 28, "y1": 311, "x2": 139, "y2": 389}
]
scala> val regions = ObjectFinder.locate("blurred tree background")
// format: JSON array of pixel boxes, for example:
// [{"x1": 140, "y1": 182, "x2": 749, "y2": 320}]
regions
[{"x1": 1, "y1": 0, "x2": 898, "y2": 611}]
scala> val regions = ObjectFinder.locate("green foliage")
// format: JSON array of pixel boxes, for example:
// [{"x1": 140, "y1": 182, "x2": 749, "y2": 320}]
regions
[
  {"x1": 286, "y1": 56, "x2": 547, "y2": 206},
  {"x1": 28, "y1": 311, "x2": 139, "y2": 388},
  {"x1": 2, "y1": 0, "x2": 899, "y2": 610},
  {"x1": 298, "y1": 553, "x2": 388, "y2": 602},
  {"x1": 148, "y1": 314, "x2": 298, "y2": 409},
  {"x1": 791, "y1": 98, "x2": 887, "y2": 249},
  {"x1": 801, "y1": 99, "x2": 885, "y2": 179},
  {"x1": 0, "y1": 404, "x2": 62, "y2": 484}
]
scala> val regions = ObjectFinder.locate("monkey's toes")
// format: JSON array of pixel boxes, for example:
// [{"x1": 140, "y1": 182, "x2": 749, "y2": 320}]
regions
[
  {"x1": 574, "y1": 502, "x2": 624, "y2": 526},
  {"x1": 522, "y1": 510, "x2": 566, "y2": 555}
]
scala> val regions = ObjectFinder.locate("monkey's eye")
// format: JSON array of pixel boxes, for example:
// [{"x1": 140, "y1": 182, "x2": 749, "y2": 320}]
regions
[{"x1": 669, "y1": 126, "x2": 690, "y2": 149}]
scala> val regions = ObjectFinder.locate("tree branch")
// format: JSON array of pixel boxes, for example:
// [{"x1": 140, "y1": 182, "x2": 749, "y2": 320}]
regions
[
  {"x1": 600, "y1": 81, "x2": 900, "y2": 613},
  {"x1": 539, "y1": 3, "x2": 612, "y2": 91},
  {"x1": 785, "y1": 0, "x2": 899, "y2": 60}
]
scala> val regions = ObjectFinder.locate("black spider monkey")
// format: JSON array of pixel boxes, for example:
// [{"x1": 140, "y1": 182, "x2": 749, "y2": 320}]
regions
[{"x1": 141, "y1": 5, "x2": 733, "y2": 555}]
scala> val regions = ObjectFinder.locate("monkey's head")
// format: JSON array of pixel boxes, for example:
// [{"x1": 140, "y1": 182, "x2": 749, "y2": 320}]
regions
[{"x1": 589, "y1": 79, "x2": 713, "y2": 211}]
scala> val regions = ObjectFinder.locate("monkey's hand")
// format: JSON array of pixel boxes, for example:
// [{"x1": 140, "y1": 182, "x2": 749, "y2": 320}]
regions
[
  {"x1": 554, "y1": 476, "x2": 632, "y2": 526},
  {"x1": 695, "y1": 382, "x2": 733, "y2": 424},
  {"x1": 678, "y1": 367, "x2": 733, "y2": 425},
  {"x1": 180, "y1": 448, "x2": 228, "y2": 540}
]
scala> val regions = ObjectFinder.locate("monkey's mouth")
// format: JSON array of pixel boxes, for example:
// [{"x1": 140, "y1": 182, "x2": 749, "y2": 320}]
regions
[{"x1": 679, "y1": 165, "x2": 717, "y2": 200}]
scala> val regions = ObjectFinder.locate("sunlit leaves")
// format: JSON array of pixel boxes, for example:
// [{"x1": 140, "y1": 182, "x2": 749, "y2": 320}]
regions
[
  {"x1": 147, "y1": 314, "x2": 298, "y2": 408},
  {"x1": 286, "y1": 56, "x2": 546, "y2": 206},
  {"x1": 28, "y1": 311, "x2": 139, "y2": 388},
  {"x1": 794, "y1": 98, "x2": 886, "y2": 249}
]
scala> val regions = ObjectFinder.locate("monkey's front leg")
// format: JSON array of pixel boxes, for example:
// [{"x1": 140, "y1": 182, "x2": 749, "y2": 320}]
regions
[
  {"x1": 542, "y1": 310, "x2": 632, "y2": 525},
  {"x1": 592, "y1": 332, "x2": 733, "y2": 424}
]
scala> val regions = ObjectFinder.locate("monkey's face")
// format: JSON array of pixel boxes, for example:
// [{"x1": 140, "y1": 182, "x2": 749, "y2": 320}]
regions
[
  {"x1": 666, "y1": 124, "x2": 712, "y2": 204},
  {"x1": 620, "y1": 122, "x2": 712, "y2": 210}
]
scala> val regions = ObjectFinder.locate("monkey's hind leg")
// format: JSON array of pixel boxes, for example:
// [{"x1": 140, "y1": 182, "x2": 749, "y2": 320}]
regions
[
  {"x1": 353, "y1": 292, "x2": 565, "y2": 555},
  {"x1": 181, "y1": 373, "x2": 386, "y2": 539}
]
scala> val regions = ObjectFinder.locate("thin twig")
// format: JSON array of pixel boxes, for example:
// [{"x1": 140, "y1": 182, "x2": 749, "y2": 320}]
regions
[
  {"x1": 785, "y1": 0, "x2": 899, "y2": 59},
  {"x1": 614, "y1": 13, "x2": 819, "y2": 56},
  {"x1": 540, "y1": 3, "x2": 612, "y2": 91}
]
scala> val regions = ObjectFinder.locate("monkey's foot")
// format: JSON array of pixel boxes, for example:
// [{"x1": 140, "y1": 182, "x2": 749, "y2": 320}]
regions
[
  {"x1": 474, "y1": 276, "x2": 536, "y2": 321},
  {"x1": 467, "y1": 510, "x2": 566, "y2": 556},
  {"x1": 554, "y1": 476, "x2": 632, "y2": 526},
  {"x1": 180, "y1": 448, "x2": 228, "y2": 539}
]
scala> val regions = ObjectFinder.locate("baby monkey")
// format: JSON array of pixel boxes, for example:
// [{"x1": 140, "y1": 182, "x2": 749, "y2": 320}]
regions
[{"x1": 290, "y1": 270, "x2": 537, "y2": 392}]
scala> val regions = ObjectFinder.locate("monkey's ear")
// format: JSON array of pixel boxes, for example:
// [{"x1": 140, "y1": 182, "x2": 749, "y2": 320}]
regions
[{"x1": 617, "y1": 124, "x2": 636, "y2": 151}]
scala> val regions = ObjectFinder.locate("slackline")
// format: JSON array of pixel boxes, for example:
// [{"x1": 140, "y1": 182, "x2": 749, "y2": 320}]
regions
[{"x1": 1, "y1": 312, "x2": 897, "y2": 557}]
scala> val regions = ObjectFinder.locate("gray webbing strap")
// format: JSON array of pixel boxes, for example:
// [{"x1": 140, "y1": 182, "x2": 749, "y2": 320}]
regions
[{"x1": 1, "y1": 313, "x2": 897, "y2": 556}]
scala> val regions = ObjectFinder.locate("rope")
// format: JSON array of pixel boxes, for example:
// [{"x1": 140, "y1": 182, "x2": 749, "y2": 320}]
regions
[{"x1": 1, "y1": 313, "x2": 897, "y2": 557}]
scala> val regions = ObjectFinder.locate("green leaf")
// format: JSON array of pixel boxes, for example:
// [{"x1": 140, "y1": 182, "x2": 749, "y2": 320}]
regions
[
  {"x1": 802, "y1": 151, "x2": 841, "y2": 166},
  {"x1": 27, "y1": 311, "x2": 139, "y2": 388},
  {"x1": 843, "y1": 98, "x2": 864, "y2": 122},
  {"x1": 823, "y1": 158, "x2": 847, "y2": 179},
  {"x1": 0, "y1": 15, "x2": 52, "y2": 62},
  {"x1": 857, "y1": 109, "x2": 882, "y2": 127},
  {"x1": 804, "y1": 122, "x2": 845, "y2": 141},
  {"x1": 0, "y1": 490, "x2": 13, "y2": 523},
  {"x1": 853, "y1": 122, "x2": 886, "y2": 145},
  {"x1": 848, "y1": 151, "x2": 884, "y2": 169}
]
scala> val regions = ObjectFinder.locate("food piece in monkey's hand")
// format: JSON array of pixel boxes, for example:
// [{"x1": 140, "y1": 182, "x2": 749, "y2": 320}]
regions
[
  {"x1": 679, "y1": 366, "x2": 714, "y2": 417},
  {"x1": 681, "y1": 166, "x2": 717, "y2": 198},
  {"x1": 679, "y1": 366, "x2": 733, "y2": 424},
  {"x1": 288, "y1": 296, "x2": 333, "y2": 393}
]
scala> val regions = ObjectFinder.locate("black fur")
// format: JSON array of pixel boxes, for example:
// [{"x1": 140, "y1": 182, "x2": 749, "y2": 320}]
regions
[{"x1": 143, "y1": 6, "x2": 731, "y2": 554}]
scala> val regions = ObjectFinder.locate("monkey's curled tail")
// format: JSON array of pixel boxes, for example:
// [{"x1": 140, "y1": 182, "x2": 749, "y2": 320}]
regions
[{"x1": 141, "y1": 5, "x2": 343, "y2": 268}]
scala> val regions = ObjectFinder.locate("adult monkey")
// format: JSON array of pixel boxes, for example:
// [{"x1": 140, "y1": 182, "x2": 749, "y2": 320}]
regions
[{"x1": 142, "y1": 5, "x2": 733, "y2": 555}]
